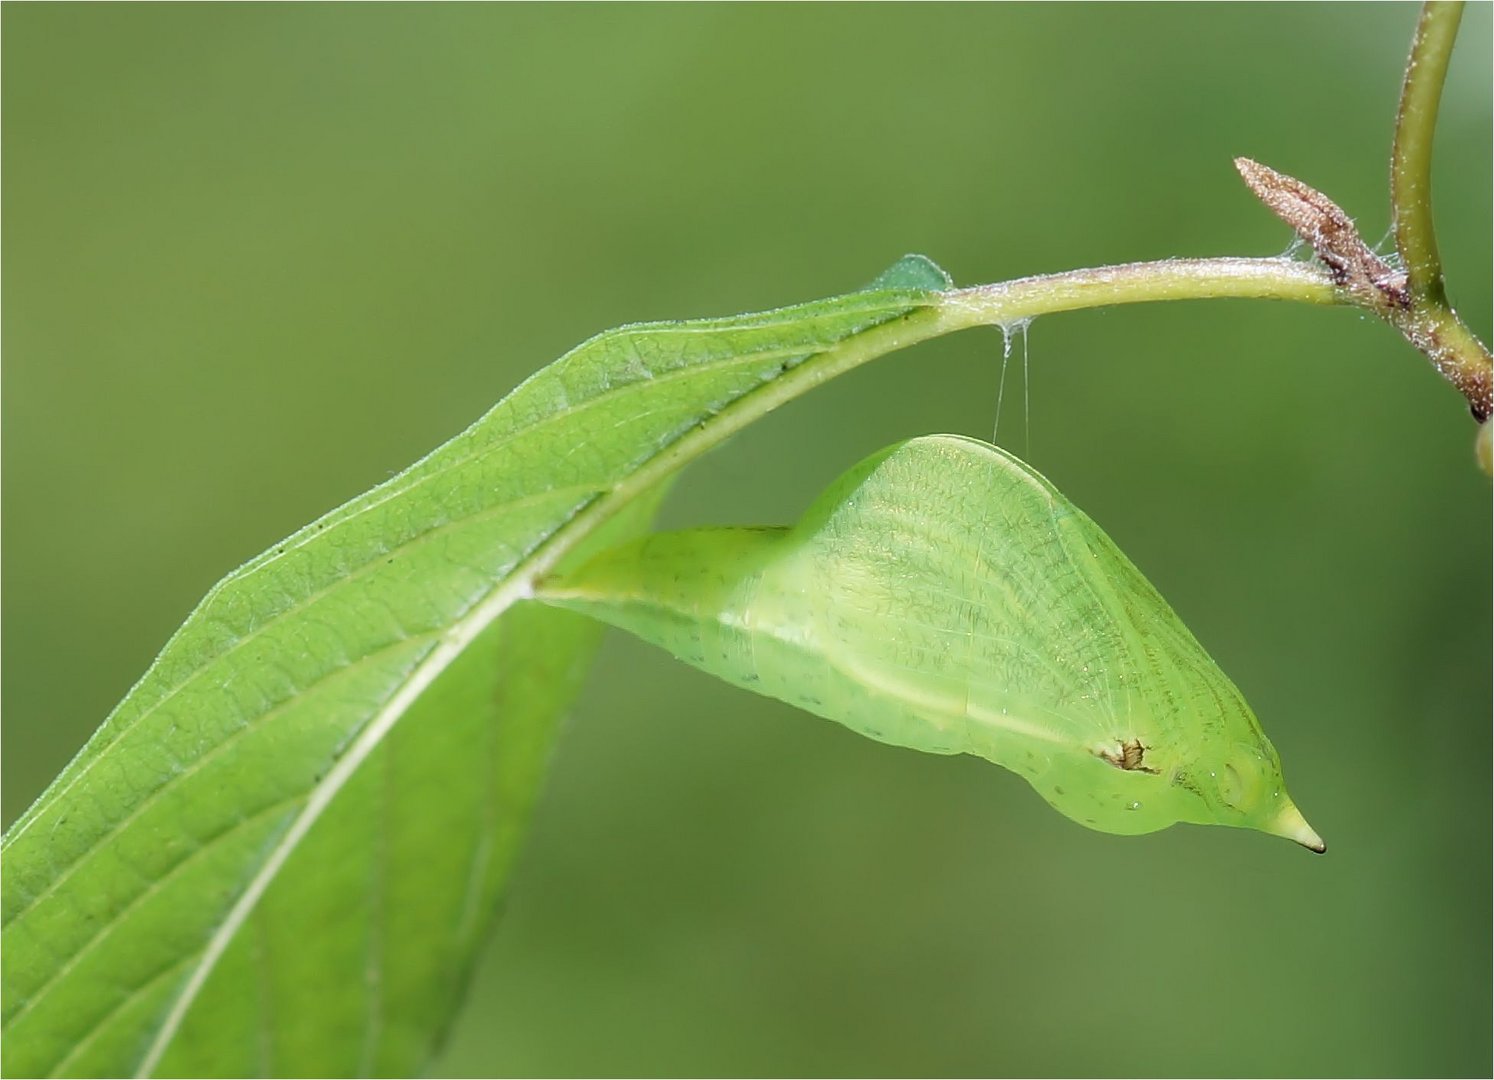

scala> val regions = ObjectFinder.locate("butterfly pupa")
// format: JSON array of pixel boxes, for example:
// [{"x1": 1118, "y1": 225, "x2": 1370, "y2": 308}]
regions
[{"x1": 539, "y1": 435, "x2": 1323, "y2": 852}]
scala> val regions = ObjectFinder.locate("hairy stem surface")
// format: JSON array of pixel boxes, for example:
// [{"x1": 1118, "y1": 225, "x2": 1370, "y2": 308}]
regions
[
  {"x1": 1388, "y1": 1, "x2": 1491, "y2": 419},
  {"x1": 1392, "y1": 0, "x2": 1464, "y2": 297}
]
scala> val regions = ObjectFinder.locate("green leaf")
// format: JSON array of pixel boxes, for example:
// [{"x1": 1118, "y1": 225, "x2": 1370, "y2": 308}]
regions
[
  {"x1": 0, "y1": 258, "x2": 952, "y2": 1077},
  {"x1": 541, "y1": 435, "x2": 1324, "y2": 851}
]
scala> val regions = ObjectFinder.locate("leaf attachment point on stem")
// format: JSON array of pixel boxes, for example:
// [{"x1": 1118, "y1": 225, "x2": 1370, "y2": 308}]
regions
[
  {"x1": 1236, "y1": 155, "x2": 1491, "y2": 423},
  {"x1": 1234, "y1": 157, "x2": 1407, "y2": 308}
]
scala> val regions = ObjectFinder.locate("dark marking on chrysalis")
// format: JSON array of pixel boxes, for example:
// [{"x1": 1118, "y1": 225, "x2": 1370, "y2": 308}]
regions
[{"x1": 1098, "y1": 737, "x2": 1159, "y2": 775}]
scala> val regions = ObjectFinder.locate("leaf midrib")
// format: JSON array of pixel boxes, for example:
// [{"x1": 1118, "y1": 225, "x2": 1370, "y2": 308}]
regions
[{"x1": 1, "y1": 632, "x2": 435, "y2": 1008}]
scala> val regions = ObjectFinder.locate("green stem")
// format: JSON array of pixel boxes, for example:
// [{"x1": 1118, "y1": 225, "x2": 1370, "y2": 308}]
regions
[
  {"x1": 531, "y1": 256, "x2": 1346, "y2": 593},
  {"x1": 667, "y1": 257, "x2": 1344, "y2": 472},
  {"x1": 1386, "y1": 1, "x2": 1491, "y2": 420},
  {"x1": 1391, "y1": 1, "x2": 1463, "y2": 299},
  {"x1": 937, "y1": 257, "x2": 1339, "y2": 328}
]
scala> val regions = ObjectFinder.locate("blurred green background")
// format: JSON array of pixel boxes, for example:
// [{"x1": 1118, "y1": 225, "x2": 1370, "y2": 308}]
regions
[{"x1": 4, "y1": 4, "x2": 1489, "y2": 1076}]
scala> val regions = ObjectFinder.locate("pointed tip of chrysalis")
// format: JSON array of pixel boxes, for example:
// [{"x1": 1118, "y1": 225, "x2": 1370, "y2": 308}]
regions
[{"x1": 1267, "y1": 801, "x2": 1326, "y2": 854}]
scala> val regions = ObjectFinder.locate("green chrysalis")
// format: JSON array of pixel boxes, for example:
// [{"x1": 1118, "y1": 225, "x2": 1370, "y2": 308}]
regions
[{"x1": 540, "y1": 435, "x2": 1323, "y2": 851}]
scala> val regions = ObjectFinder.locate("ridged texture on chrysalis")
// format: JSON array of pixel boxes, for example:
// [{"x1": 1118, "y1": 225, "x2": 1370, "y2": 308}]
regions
[{"x1": 540, "y1": 435, "x2": 1323, "y2": 851}]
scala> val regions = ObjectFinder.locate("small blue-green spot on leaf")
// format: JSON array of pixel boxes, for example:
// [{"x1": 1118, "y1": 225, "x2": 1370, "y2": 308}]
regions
[{"x1": 863, "y1": 253, "x2": 954, "y2": 292}]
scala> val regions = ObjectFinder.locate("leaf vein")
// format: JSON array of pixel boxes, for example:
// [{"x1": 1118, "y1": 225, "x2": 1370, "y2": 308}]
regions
[{"x1": 3, "y1": 632, "x2": 441, "y2": 935}]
